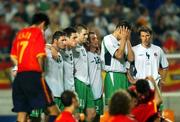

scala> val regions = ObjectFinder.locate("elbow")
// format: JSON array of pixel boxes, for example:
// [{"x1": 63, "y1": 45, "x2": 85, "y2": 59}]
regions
[{"x1": 128, "y1": 57, "x2": 134, "y2": 62}]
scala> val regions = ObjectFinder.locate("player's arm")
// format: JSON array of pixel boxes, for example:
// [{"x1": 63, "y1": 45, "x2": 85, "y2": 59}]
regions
[
  {"x1": 159, "y1": 48, "x2": 169, "y2": 85},
  {"x1": 126, "y1": 61, "x2": 137, "y2": 84},
  {"x1": 126, "y1": 35, "x2": 134, "y2": 62},
  {"x1": 114, "y1": 27, "x2": 128, "y2": 60},
  {"x1": 127, "y1": 69, "x2": 137, "y2": 84},
  {"x1": 37, "y1": 55, "x2": 46, "y2": 72},
  {"x1": 10, "y1": 55, "x2": 18, "y2": 66},
  {"x1": 146, "y1": 76, "x2": 163, "y2": 106},
  {"x1": 159, "y1": 68, "x2": 168, "y2": 85}
]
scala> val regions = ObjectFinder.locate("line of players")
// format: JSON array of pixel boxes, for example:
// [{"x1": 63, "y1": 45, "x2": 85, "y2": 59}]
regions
[{"x1": 10, "y1": 13, "x2": 168, "y2": 122}]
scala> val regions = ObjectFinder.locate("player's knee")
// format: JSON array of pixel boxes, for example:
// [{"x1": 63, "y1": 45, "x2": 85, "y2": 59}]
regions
[{"x1": 86, "y1": 108, "x2": 96, "y2": 121}]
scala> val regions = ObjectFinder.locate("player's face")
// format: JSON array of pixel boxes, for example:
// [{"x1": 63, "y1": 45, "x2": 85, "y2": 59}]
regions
[
  {"x1": 69, "y1": 32, "x2": 78, "y2": 48},
  {"x1": 57, "y1": 36, "x2": 66, "y2": 49},
  {"x1": 140, "y1": 31, "x2": 151, "y2": 48},
  {"x1": 89, "y1": 34, "x2": 99, "y2": 48},
  {"x1": 78, "y1": 29, "x2": 88, "y2": 44}
]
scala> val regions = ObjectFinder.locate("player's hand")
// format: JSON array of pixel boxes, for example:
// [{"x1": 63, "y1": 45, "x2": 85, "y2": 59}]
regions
[
  {"x1": 118, "y1": 26, "x2": 130, "y2": 42},
  {"x1": 129, "y1": 79, "x2": 137, "y2": 85},
  {"x1": 146, "y1": 76, "x2": 156, "y2": 84},
  {"x1": 51, "y1": 47, "x2": 59, "y2": 60},
  {"x1": 159, "y1": 79, "x2": 165, "y2": 87}
]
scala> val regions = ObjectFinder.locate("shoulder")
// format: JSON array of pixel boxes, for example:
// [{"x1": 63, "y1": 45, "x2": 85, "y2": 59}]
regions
[
  {"x1": 151, "y1": 44, "x2": 164, "y2": 52},
  {"x1": 132, "y1": 44, "x2": 141, "y2": 50},
  {"x1": 103, "y1": 34, "x2": 113, "y2": 41},
  {"x1": 151, "y1": 44, "x2": 161, "y2": 50}
]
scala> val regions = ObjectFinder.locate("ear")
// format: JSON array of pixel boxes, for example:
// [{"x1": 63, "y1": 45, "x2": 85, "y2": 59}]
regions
[{"x1": 39, "y1": 21, "x2": 46, "y2": 30}]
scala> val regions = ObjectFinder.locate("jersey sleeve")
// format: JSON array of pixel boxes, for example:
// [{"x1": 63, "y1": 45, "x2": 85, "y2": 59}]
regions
[
  {"x1": 103, "y1": 36, "x2": 119, "y2": 57},
  {"x1": 160, "y1": 48, "x2": 169, "y2": 69},
  {"x1": 35, "y1": 31, "x2": 46, "y2": 58}
]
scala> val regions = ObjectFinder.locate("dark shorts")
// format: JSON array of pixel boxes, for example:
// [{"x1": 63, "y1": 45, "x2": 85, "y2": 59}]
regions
[{"x1": 12, "y1": 71, "x2": 54, "y2": 113}]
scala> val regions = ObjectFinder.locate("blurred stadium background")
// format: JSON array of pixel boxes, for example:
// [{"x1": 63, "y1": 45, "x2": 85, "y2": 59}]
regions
[{"x1": 0, "y1": 0, "x2": 179, "y2": 121}]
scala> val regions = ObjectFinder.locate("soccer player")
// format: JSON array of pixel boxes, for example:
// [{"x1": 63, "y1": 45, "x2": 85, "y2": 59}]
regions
[
  {"x1": 45, "y1": 31, "x2": 67, "y2": 109},
  {"x1": 73, "y1": 24, "x2": 96, "y2": 121},
  {"x1": 62, "y1": 27, "x2": 78, "y2": 92},
  {"x1": 131, "y1": 78, "x2": 162, "y2": 122},
  {"x1": 10, "y1": 13, "x2": 60, "y2": 122},
  {"x1": 55, "y1": 90, "x2": 79, "y2": 122},
  {"x1": 108, "y1": 90, "x2": 136, "y2": 122},
  {"x1": 127, "y1": 26, "x2": 169, "y2": 88},
  {"x1": 87, "y1": 32, "x2": 103, "y2": 119},
  {"x1": 100, "y1": 20, "x2": 134, "y2": 104}
]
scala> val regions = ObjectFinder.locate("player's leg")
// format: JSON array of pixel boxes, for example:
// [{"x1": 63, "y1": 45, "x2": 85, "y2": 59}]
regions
[
  {"x1": 86, "y1": 85, "x2": 96, "y2": 122},
  {"x1": 12, "y1": 73, "x2": 30, "y2": 122},
  {"x1": 93, "y1": 96, "x2": 104, "y2": 122},
  {"x1": 75, "y1": 78, "x2": 87, "y2": 112},
  {"x1": 25, "y1": 72, "x2": 60, "y2": 122},
  {"x1": 17, "y1": 112, "x2": 28, "y2": 122},
  {"x1": 104, "y1": 72, "x2": 115, "y2": 104}
]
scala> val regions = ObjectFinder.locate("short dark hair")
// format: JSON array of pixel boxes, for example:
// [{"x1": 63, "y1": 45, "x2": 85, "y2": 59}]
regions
[
  {"x1": 135, "y1": 79, "x2": 154, "y2": 103},
  {"x1": 109, "y1": 90, "x2": 131, "y2": 115},
  {"x1": 138, "y1": 26, "x2": 152, "y2": 35},
  {"x1": 135, "y1": 79, "x2": 150, "y2": 94},
  {"x1": 75, "y1": 24, "x2": 87, "y2": 33},
  {"x1": 63, "y1": 27, "x2": 77, "y2": 38},
  {"x1": 61, "y1": 90, "x2": 77, "y2": 107},
  {"x1": 116, "y1": 20, "x2": 131, "y2": 30},
  {"x1": 31, "y1": 13, "x2": 50, "y2": 27},
  {"x1": 52, "y1": 31, "x2": 66, "y2": 44}
]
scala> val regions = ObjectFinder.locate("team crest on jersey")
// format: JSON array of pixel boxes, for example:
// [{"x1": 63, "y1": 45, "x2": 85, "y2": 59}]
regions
[{"x1": 154, "y1": 53, "x2": 158, "y2": 57}]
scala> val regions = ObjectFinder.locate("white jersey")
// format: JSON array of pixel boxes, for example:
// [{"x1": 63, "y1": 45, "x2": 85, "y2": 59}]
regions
[
  {"x1": 133, "y1": 44, "x2": 169, "y2": 81},
  {"x1": 88, "y1": 52, "x2": 103, "y2": 100},
  {"x1": 45, "y1": 48, "x2": 64, "y2": 97},
  {"x1": 73, "y1": 45, "x2": 90, "y2": 85},
  {"x1": 100, "y1": 34, "x2": 128, "y2": 73},
  {"x1": 61, "y1": 49, "x2": 75, "y2": 91}
]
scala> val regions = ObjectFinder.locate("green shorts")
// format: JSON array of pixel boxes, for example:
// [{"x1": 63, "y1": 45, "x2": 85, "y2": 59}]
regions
[
  {"x1": 104, "y1": 72, "x2": 130, "y2": 104},
  {"x1": 54, "y1": 97, "x2": 64, "y2": 111},
  {"x1": 30, "y1": 109, "x2": 43, "y2": 118},
  {"x1": 94, "y1": 97, "x2": 104, "y2": 115},
  {"x1": 75, "y1": 78, "x2": 95, "y2": 112}
]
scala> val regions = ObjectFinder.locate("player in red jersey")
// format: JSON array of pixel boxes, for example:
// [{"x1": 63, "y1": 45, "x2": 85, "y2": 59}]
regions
[
  {"x1": 131, "y1": 78, "x2": 162, "y2": 122},
  {"x1": 108, "y1": 90, "x2": 137, "y2": 122},
  {"x1": 10, "y1": 13, "x2": 60, "y2": 122},
  {"x1": 55, "y1": 90, "x2": 79, "y2": 122}
]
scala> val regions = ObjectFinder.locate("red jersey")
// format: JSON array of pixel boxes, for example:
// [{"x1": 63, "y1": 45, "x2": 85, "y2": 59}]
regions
[
  {"x1": 109, "y1": 115, "x2": 136, "y2": 122},
  {"x1": 55, "y1": 111, "x2": 76, "y2": 122},
  {"x1": 131, "y1": 100, "x2": 157, "y2": 122},
  {"x1": 10, "y1": 27, "x2": 46, "y2": 72}
]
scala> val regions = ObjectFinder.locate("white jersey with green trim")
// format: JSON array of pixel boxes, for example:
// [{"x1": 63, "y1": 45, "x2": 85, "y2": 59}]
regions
[
  {"x1": 61, "y1": 49, "x2": 75, "y2": 91},
  {"x1": 73, "y1": 45, "x2": 90, "y2": 85},
  {"x1": 45, "y1": 48, "x2": 64, "y2": 97},
  {"x1": 88, "y1": 52, "x2": 103, "y2": 100},
  {"x1": 133, "y1": 44, "x2": 169, "y2": 80},
  {"x1": 100, "y1": 34, "x2": 128, "y2": 73}
]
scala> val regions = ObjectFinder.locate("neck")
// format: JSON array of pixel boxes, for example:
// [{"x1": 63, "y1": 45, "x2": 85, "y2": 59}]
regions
[
  {"x1": 142, "y1": 43, "x2": 151, "y2": 48},
  {"x1": 63, "y1": 106, "x2": 74, "y2": 114},
  {"x1": 89, "y1": 47, "x2": 97, "y2": 53}
]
